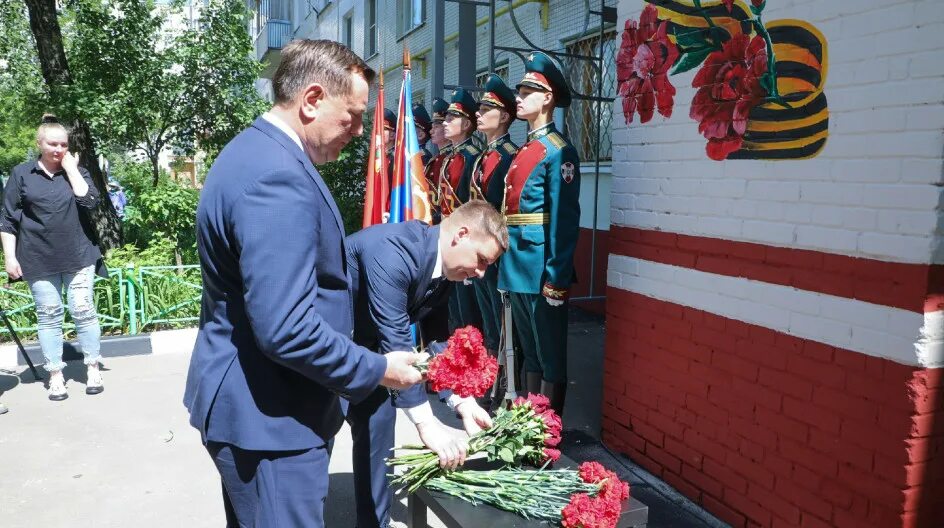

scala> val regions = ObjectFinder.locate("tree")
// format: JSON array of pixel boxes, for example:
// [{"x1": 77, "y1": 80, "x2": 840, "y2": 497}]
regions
[
  {"x1": 19, "y1": 0, "x2": 123, "y2": 249},
  {"x1": 68, "y1": 0, "x2": 267, "y2": 184}
]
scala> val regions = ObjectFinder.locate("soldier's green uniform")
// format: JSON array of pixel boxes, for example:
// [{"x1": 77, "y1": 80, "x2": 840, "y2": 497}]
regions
[
  {"x1": 498, "y1": 53, "x2": 580, "y2": 409},
  {"x1": 470, "y1": 74, "x2": 518, "y2": 353},
  {"x1": 440, "y1": 89, "x2": 483, "y2": 332}
]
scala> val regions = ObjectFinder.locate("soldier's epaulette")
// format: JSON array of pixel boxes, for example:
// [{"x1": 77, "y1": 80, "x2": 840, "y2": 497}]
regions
[
  {"x1": 502, "y1": 141, "x2": 517, "y2": 155},
  {"x1": 462, "y1": 144, "x2": 480, "y2": 156},
  {"x1": 546, "y1": 131, "x2": 566, "y2": 149}
]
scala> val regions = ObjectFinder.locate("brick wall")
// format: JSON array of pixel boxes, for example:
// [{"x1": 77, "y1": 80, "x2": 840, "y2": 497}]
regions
[{"x1": 606, "y1": 0, "x2": 944, "y2": 526}]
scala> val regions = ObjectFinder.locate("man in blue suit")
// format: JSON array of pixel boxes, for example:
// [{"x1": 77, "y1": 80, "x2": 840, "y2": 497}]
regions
[
  {"x1": 183, "y1": 40, "x2": 425, "y2": 527},
  {"x1": 346, "y1": 200, "x2": 505, "y2": 528}
]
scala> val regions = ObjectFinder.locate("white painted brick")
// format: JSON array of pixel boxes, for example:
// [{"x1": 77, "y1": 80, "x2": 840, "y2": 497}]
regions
[
  {"x1": 745, "y1": 181, "x2": 800, "y2": 201},
  {"x1": 748, "y1": 281, "x2": 817, "y2": 315},
  {"x1": 789, "y1": 312, "x2": 853, "y2": 347},
  {"x1": 783, "y1": 203, "x2": 814, "y2": 224},
  {"x1": 850, "y1": 325, "x2": 895, "y2": 358},
  {"x1": 905, "y1": 105, "x2": 944, "y2": 131},
  {"x1": 832, "y1": 159, "x2": 901, "y2": 183},
  {"x1": 915, "y1": 0, "x2": 944, "y2": 25},
  {"x1": 796, "y1": 225, "x2": 859, "y2": 252},
  {"x1": 900, "y1": 159, "x2": 944, "y2": 185},
  {"x1": 611, "y1": 193, "x2": 633, "y2": 210},
  {"x1": 730, "y1": 199, "x2": 758, "y2": 219},
  {"x1": 738, "y1": 301, "x2": 792, "y2": 334},
  {"x1": 827, "y1": 80, "x2": 943, "y2": 112},
  {"x1": 634, "y1": 195, "x2": 675, "y2": 213},
  {"x1": 699, "y1": 179, "x2": 746, "y2": 199},
  {"x1": 624, "y1": 178, "x2": 662, "y2": 195},
  {"x1": 810, "y1": 205, "x2": 844, "y2": 227},
  {"x1": 873, "y1": 23, "x2": 944, "y2": 57},
  {"x1": 753, "y1": 202, "x2": 786, "y2": 222},
  {"x1": 858, "y1": 232, "x2": 935, "y2": 260},
  {"x1": 909, "y1": 51, "x2": 944, "y2": 79},
  {"x1": 820, "y1": 295, "x2": 890, "y2": 331},
  {"x1": 825, "y1": 131, "x2": 943, "y2": 158},
  {"x1": 861, "y1": 184, "x2": 941, "y2": 210},
  {"x1": 661, "y1": 179, "x2": 701, "y2": 197},
  {"x1": 687, "y1": 196, "x2": 730, "y2": 216},
  {"x1": 832, "y1": 107, "x2": 906, "y2": 133},
  {"x1": 841, "y1": 208, "x2": 879, "y2": 231},
  {"x1": 606, "y1": 270, "x2": 621, "y2": 288},
  {"x1": 742, "y1": 220, "x2": 795, "y2": 245},
  {"x1": 877, "y1": 210, "x2": 939, "y2": 236},
  {"x1": 800, "y1": 183, "x2": 863, "y2": 206},
  {"x1": 623, "y1": 210, "x2": 660, "y2": 229},
  {"x1": 637, "y1": 259, "x2": 676, "y2": 282},
  {"x1": 610, "y1": 208, "x2": 625, "y2": 226},
  {"x1": 840, "y1": 4, "x2": 916, "y2": 38},
  {"x1": 887, "y1": 310, "x2": 924, "y2": 339},
  {"x1": 850, "y1": 58, "x2": 891, "y2": 85},
  {"x1": 691, "y1": 216, "x2": 743, "y2": 239}
]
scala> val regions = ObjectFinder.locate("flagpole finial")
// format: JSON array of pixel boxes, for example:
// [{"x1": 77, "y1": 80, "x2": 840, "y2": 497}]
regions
[{"x1": 403, "y1": 46, "x2": 411, "y2": 71}]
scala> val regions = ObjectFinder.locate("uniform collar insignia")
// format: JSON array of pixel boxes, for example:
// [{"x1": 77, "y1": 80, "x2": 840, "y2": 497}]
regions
[{"x1": 527, "y1": 122, "x2": 556, "y2": 141}]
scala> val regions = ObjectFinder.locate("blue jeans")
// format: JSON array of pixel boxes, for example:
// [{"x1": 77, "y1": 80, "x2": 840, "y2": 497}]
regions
[{"x1": 28, "y1": 264, "x2": 101, "y2": 372}]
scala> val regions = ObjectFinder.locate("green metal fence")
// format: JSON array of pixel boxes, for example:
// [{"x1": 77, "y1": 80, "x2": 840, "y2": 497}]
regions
[{"x1": 0, "y1": 265, "x2": 201, "y2": 342}]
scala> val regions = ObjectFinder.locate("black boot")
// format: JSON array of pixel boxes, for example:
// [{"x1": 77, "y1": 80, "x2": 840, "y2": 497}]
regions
[
  {"x1": 525, "y1": 372, "x2": 542, "y2": 395},
  {"x1": 541, "y1": 380, "x2": 567, "y2": 417}
]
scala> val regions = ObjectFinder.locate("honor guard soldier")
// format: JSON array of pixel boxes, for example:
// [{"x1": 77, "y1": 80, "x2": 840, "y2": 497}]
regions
[
  {"x1": 383, "y1": 108, "x2": 397, "y2": 190},
  {"x1": 440, "y1": 88, "x2": 482, "y2": 332},
  {"x1": 425, "y1": 97, "x2": 451, "y2": 224},
  {"x1": 470, "y1": 74, "x2": 519, "y2": 357},
  {"x1": 499, "y1": 52, "x2": 580, "y2": 416},
  {"x1": 413, "y1": 104, "x2": 435, "y2": 166}
]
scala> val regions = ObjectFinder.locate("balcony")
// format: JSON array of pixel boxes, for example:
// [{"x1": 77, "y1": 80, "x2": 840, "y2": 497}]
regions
[{"x1": 250, "y1": 0, "x2": 292, "y2": 78}]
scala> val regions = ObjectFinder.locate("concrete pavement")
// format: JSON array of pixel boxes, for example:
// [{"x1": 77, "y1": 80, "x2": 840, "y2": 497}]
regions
[{"x1": 0, "y1": 309, "x2": 722, "y2": 528}]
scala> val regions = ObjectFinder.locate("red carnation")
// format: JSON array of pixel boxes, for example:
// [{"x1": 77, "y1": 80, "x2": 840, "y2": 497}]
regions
[
  {"x1": 541, "y1": 410, "x2": 563, "y2": 447},
  {"x1": 543, "y1": 447, "x2": 562, "y2": 464},
  {"x1": 514, "y1": 392, "x2": 551, "y2": 414},
  {"x1": 426, "y1": 326, "x2": 499, "y2": 397},
  {"x1": 561, "y1": 493, "x2": 602, "y2": 528},
  {"x1": 579, "y1": 461, "x2": 610, "y2": 484},
  {"x1": 616, "y1": 4, "x2": 679, "y2": 125},
  {"x1": 690, "y1": 33, "x2": 768, "y2": 160}
]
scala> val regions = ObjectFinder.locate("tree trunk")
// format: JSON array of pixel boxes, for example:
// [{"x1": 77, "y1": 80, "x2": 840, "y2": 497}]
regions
[
  {"x1": 150, "y1": 152, "x2": 161, "y2": 187},
  {"x1": 24, "y1": 0, "x2": 122, "y2": 251}
]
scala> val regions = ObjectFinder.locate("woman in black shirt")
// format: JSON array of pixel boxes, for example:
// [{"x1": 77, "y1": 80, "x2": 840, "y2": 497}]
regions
[{"x1": 0, "y1": 117, "x2": 106, "y2": 401}]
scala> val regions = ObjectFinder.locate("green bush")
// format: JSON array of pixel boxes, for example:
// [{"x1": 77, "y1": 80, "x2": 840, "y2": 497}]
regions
[{"x1": 319, "y1": 119, "x2": 370, "y2": 234}]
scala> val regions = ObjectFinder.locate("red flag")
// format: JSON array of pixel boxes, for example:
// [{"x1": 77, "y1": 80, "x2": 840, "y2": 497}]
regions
[{"x1": 362, "y1": 71, "x2": 389, "y2": 228}]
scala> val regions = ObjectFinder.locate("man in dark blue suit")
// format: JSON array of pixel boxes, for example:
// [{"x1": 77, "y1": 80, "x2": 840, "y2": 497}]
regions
[
  {"x1": 183, "y1": 40, "x2": 425, "y2": 527},
  {"x1": 346, "y1": 200, "x2": 506, "y2": 528}
]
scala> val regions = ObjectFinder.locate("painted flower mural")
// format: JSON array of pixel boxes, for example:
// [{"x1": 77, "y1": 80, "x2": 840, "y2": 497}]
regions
[
  {"x1": 690, "y1": 33, "x2": 768, "y2": 160},
  {"x1": 619, "y1": 0, "x2": 829, "y2": 161},
  {"x1": 616, "y1": 4, "x2": 679, "y2": 124}
]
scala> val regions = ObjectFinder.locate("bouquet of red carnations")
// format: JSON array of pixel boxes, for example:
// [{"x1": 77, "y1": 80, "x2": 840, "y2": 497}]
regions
[
  {"x1": 415, "y1": 325, "x2": 498, "y2": 398},
  {"x1": 388, "y1": 393, "x2": 562, "y2": 492},
  {"x1": 423, "y1": 461, "x2": 630, "y2": 527}
]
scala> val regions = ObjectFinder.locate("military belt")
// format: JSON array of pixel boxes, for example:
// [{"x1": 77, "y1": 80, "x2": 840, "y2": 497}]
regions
[{"x1": 505, "y1": 213, "x2": 550, "y2": 225}]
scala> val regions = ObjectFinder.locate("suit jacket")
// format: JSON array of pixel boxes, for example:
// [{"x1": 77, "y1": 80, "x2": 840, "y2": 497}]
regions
[
  {"x1": 347, "y1": 220, "x2": 450, "y2": 409},
  {"x1": 183, "y1": 116, "x2": 388, "y2": 452}
]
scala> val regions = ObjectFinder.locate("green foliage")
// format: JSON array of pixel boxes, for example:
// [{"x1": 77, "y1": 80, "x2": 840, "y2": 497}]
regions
[
  {"x1": 123, "y1": 178, "x2": 200, "y2": 263},
  {"x1": 318, "y1": 119, "x2": 371, "y2": 234}
]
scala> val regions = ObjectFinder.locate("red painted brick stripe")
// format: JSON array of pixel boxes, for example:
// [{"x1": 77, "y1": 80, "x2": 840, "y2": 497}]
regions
[
  {"x1": 602, "y1": 288, "x2": 944, "y2": 528},
  {"x1": 609, "y1": 226, "x2": 944, "y2": 314}
]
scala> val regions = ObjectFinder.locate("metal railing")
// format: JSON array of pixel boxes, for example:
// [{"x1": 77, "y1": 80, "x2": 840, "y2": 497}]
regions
[{"x1": 0, "y1": 265, "x2": 202, "y2": 341}]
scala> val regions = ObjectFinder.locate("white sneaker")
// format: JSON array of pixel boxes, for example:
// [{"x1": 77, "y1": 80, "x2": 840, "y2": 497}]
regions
[
  {"x1": 48, "y1": 370, "x2": 68, "y2": 401},
  {"x1": 86, "y1": 363, "x2": 104, "y2": 395}
]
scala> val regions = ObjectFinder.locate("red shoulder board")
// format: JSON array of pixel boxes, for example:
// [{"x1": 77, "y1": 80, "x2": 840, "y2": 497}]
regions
[{"x1": 503, "y1": 140, "x2": 546, "y2": 214}]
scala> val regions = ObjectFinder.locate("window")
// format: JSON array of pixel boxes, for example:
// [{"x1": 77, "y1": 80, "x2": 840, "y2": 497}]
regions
[
  {"x1": 365, "y1": 0, "x2": 377, "y2": 56},
  {"x1": 342, "y1": 13, "x2": 353, "y2": 49},
  {"x1": 397, "y1": 0, "x2": 424, "y2": 37},
  {"x1": 561, "y1": 30, "x2": 617, "y2": 162}
]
